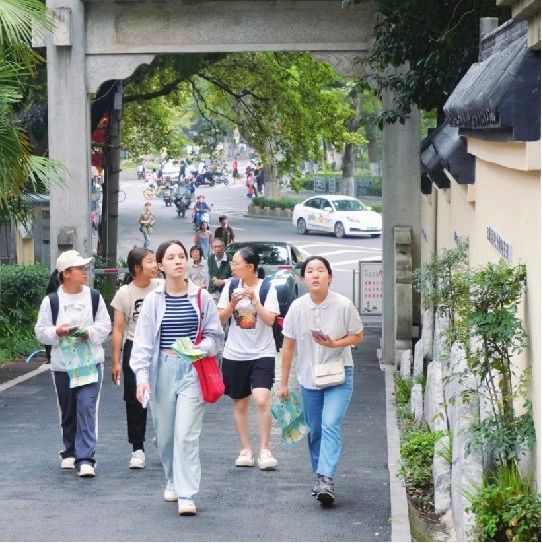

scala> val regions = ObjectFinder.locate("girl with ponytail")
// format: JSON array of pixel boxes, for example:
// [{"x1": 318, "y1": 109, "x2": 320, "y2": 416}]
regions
[{"x1": 110, "y1": 247, "x2": 161, "y2": 469}]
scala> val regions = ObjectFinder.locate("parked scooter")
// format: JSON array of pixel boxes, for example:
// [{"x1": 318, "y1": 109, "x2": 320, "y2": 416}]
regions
[
  {"x1": 194, "y1": 170, "x2": 216, "y2": 187},
  {"x1": 213, "y1": 171, "x2": 230, "y2": 185}
]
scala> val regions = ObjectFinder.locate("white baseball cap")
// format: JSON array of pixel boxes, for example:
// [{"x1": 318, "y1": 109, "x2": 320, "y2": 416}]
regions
[{"x1": 55, "y1": 250, "x2": 93, "y2": 272}]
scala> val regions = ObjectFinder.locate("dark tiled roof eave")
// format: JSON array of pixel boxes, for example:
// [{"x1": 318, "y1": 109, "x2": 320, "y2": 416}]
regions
[{"x1": 443, "y1": 19, "x2": 540, "y2": 141}]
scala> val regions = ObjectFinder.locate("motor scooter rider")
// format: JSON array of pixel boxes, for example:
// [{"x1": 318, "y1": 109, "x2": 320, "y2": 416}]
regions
[{"x1": 193, "y1": 195, "x2": 211, "y2": 229}]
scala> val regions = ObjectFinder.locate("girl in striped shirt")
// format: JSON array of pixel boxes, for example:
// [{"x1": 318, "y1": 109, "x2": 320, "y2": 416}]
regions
[{"x1": 130, "y1": 240, "x2": 224, "y2": 516}]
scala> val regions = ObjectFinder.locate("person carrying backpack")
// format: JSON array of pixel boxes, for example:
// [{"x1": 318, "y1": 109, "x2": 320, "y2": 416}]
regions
[
  {"x1": 34, "y1": 250, "x2": 111, "y2": 477},
  {"x1": 217, "y1": 247, "x2": 280, "y2": 471}
]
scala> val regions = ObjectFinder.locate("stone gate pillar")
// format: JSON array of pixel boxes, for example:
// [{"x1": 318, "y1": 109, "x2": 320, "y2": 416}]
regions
[
  {"x1": 47, "y1": 0, "x2": 92, "y2": 266},
  {"x1": 381, "y1": 91, "x2": 421, "y2": 365}
]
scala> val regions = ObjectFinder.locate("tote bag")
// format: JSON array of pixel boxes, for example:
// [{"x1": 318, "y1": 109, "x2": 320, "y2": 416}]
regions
[{"x1": 193, "y1": 289, "x2": 225, "y2": 403}]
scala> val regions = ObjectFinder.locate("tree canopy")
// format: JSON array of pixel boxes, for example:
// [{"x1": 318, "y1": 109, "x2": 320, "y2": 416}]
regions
[
  {"x1": 344, "y1": 0, "x2": 508, "y2": 123},
  {"x1": 122, "y1": 52, "x2": 363, "y2": 186}
]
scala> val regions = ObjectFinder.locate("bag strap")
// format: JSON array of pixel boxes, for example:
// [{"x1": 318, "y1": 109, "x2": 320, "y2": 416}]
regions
[
  {"x1": 90, "y1": 288, "x2": 100, "y2": 320},
  {"x1": 195, "y1": 288, "x2": 203, "y2": 346},
  {"x1": 49, "y1": 292, "x2": 59, "y2": 325},
  {"x1": 49, "y1": 288, "x2": 100, "y2": 326},
  {"x1": 228, "y1": 277, "x2": 239, "y2": 300}
]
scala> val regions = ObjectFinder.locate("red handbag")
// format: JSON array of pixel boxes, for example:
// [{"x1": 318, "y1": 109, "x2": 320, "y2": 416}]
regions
[{"x1": 193, "y1": 289, "x2": 225, "y2": 403}]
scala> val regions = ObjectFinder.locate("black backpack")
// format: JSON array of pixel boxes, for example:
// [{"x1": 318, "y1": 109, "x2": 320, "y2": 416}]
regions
[
  {"x1": 228, "y1": 278, "x2": 283, "y2": 352},
  {"x1": 48, "y1": 289, "x2": 100, "y2": 325}
]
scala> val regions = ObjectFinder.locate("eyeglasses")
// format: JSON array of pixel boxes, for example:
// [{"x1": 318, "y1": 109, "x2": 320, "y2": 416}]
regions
[{"x1": 67, "y1": 265, "x2": 88, "y2": 272}]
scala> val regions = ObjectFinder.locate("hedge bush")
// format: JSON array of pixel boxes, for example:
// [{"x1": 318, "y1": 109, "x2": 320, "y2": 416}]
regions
[
  {"x1": 252, "y1": 197, "x2": 302, "y2": 210},
  {"x1": 0, "y1": 264, "x2": 49, "y2": 364},
  {"x1": 0, "y1": 264, "x2": 50, "y2": 327}
]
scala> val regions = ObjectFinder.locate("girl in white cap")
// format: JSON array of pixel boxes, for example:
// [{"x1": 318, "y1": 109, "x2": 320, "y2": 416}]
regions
[{"x1": 35, "y1": 250, "x2": 111, "y2": 477}]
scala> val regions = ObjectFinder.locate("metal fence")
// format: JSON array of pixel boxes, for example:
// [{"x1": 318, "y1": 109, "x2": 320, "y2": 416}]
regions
[{"x1": 312, "y1": 175, "x2": 382, "y2": 198}]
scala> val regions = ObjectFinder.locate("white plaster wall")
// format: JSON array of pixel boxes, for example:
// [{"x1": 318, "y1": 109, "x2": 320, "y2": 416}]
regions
[
  {"x1": 423, "y1": 138, "x2": 541, "y2": 487},
  {"x1": 470, "y1": 154, "x2": 540, "y2": 489},
  {"x1": 421, "y1": 189, "x2": 436, "y2": 266}
]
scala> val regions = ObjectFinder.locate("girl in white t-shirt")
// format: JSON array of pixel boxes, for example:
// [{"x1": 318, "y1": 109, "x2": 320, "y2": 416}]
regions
[
  {"x1": 217, "y1": 247, "x2": 280, "y2": 471},
  {"x1": 278, "y1": 256, "x2": 364, "y2": 507},
  {"x1": 111, "y1": 247, "x2": 161, "y2": 470}
]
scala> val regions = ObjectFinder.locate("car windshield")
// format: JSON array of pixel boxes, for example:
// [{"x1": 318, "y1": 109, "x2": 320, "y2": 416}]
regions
[
  {"x1": 227, "y1": 244, "x2": 289, "y2": 265},
  {"x1": 333, "y1": 199, "x2": 367, "y2": 212}
]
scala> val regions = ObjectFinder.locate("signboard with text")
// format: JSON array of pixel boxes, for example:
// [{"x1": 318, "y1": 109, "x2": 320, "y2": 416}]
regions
[{"x1": 360, "y1": 261, "x2": 383, "y2": 315}]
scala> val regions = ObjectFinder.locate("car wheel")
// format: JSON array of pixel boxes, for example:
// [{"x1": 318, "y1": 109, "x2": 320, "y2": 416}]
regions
[
  {"x1": 334, "y1": 222, "x2": 345, "y2": 238},
  {"x1": 371, "y1": 233, "x2": 381, "y2": 238},
  {"x1": 297, "y1": 218, "x2": 308, "y2": 235}
]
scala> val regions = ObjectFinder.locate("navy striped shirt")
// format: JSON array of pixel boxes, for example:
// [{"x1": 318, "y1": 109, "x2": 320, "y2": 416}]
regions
[{"x1": 160, "y1": 293, "x2": 199, "y2": 350}]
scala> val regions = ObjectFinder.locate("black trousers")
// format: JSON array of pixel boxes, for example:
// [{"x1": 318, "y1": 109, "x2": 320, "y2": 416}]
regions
[{"x1": 123, "y1": 340, "x2": 147, "y2": 451}]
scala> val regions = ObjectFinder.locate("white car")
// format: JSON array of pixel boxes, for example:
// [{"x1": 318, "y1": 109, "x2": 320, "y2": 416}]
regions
[{"x1": 292, "y1": 195, "x2": 382, "y2": 238}]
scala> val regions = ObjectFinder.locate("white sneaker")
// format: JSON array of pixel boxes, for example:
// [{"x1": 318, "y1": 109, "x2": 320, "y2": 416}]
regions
[
  {"x1": 257, "y1": 449, "x2": 278, "y2": 471},
  {"x1": 60, "y1": 457, "x2": 75, "y2": 469},
  {"x1": 129, "y1": 449, "x2": 145, "y2": 469},
  {"x1": 235, "y1": 449, "x2": 255, "y2": 467},
  {"x1": 78, "y1": 464, "x2": 95, "y2": 477},
  {"x1": 178, "y1": 498, "x2": 197, "y2": 516},
  {"x1": 164, "y1": 480, "x2": 176, "y2": 502}
]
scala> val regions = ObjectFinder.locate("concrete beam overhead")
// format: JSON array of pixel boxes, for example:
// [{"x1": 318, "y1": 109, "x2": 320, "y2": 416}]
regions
[{"x1": 85, "y1": 0, "x2": 375, "y2": 55}]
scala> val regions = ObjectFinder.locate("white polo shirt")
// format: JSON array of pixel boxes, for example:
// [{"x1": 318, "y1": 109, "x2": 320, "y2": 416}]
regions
[{"x1": 282, "y1": 291, "x2": 364, "y2": 389}]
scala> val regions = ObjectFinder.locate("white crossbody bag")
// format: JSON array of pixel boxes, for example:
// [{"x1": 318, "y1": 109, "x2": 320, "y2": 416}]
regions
[{"x1": 305, "y1": 300, "x2": 345, "y2": 389}]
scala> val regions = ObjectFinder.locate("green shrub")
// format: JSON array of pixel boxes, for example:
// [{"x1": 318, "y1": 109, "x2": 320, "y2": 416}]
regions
[
  {"x1": 399, "y1": 427, "x2": 446, "y2": 488},
  {"x1": 0, "y1": 264, "x2": 49, "y2": 327},
  {"x1": 467, "y1": 463, "x2": 541, "y2": 542},
  {"x1": 252, "y1": 197, "x2": 301, "y2": 210},
  {"x1": 395, "y1": 375, "x2": 414, "y2": 406},
  {"x1": 0, "y1": 321, "x2": 41, "y2": 366}
]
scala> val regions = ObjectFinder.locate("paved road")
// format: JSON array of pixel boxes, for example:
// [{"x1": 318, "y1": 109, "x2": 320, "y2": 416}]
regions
[
  {"x1": 112, "y1": 169, "x2": 382, "y2": 303},
  {"x1": 0, "y1": 331, "x2": 390, "y2": 541},
  {"x1": 0, "y1": 169, "x2": 390, "y2": 540}
]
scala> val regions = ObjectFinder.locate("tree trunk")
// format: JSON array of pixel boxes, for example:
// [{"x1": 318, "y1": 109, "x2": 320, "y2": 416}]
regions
[
  {"x1": 264, "y1": 162, "x2": 281, "y2": 199},
  {"x1": 341, "y1": 142, "x2": 356, "y2": 196},
  {"x1": 263, "y1": 139, "x2": 281, "y2": 199},
  {"x1": 367, "y1": 138, "x2": 380, "y2": 176}
]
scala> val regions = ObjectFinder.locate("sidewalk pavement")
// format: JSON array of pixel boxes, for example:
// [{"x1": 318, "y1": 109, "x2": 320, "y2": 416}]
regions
[{"x1": 0, "y1": 328, "x2": 394, "y2": 541}]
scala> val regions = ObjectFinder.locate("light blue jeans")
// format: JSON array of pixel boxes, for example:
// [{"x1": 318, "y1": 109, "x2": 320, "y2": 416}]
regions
[
  {"x1": 151, "y1": 353, "x2": 206, "y2": 499},
  {"x1": 300, "y1": 366, "x2": 354, "y2": 478}
]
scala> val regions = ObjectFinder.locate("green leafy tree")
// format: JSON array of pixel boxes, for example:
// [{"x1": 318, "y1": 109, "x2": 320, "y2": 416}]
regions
[
  {"x1": 191, "y1": 52, "x2": 357, "y2": 196},
  {"x1": 122, "y1": 54, "x2": 222, "y2": 158},
  {"x1": 0, "y1": 0, "x2": 65, "y2": 220},
  {"x1": 344, "y1": 0, "x2": 508, "y2": 123}
]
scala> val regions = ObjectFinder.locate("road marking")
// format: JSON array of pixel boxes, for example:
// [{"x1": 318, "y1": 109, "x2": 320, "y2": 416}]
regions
[
  {"x1": 0, "y1": 364, "x2": 49, "y2": 393},
  {"x1": 311, "y1": 249, "x2": 382, "y2": 257},
  {"x1": 331, "y1": 258, "x2": 380, "y2": 268},
  {"x1": 292, "y1": 242, "x2": 382, "y2": 252}
]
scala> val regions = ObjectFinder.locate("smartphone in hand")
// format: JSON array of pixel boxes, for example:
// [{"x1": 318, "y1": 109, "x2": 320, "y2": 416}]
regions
[
  {"x1": 68, "y1": 325, "x2": 79, "y2": 335},
  {"x1": 310, "y1": 329, "x2": 329, "y2": 341}
]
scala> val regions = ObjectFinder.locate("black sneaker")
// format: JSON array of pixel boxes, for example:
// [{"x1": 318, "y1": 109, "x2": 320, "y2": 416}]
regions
[
  {"x1": 312, "y1": 474, "x2": 324, "y2": 496},
  {"x1": 316, "y1": 476, "x2": 335, "y2": 506}
]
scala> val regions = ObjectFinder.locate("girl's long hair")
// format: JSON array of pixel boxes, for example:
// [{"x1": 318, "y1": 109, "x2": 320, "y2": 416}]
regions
[{"x1": 122, "y1": 247, "x2": 153, "y2": 285}]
